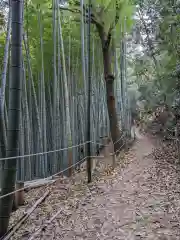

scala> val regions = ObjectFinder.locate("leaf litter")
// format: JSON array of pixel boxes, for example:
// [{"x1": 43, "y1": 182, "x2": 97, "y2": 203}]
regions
[{"x1": 7, "y1": 131, "x2": 180, "y2": 239}]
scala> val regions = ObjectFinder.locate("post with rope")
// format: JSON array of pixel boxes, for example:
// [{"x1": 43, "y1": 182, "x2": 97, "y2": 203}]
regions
[{"x1": 86, "y1": 0, "x2": 92, "y2": 183}]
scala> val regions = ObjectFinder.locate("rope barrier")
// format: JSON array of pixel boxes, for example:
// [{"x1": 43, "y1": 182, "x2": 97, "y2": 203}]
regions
[
  {"x1": 91, "y1": 134, "x2": 126, "y2": 148},
  {"x1": 114, "y1": 133, "x2": 126, "y2": 145},
  {"x1": 0, "y1": 135, "x2": 128, "y2": 200},
  {"x1": 25, "y1": 141, "x2": 128, "y2": 240},
  {"x1": 114, "y1": 146, "x2": 124, "y2": 156},
  {"x1": 0, "y1": 156, "x2": 88, "y2": 200},
  {"x1": 111, "y1": 142, "x2": 126, "y2": 156},
  {"x1": 0, "y1": 141, "x2": 90, "y2": 162},
  {"x1": 0, "y1": 154, "x2": 112, "y2": 200},
  {"x1": 0, "y1": 134, "x2": 126, "y2": 162},
  {"x1": 0, "y1": 134, "x2": 131, "y2": 240}
]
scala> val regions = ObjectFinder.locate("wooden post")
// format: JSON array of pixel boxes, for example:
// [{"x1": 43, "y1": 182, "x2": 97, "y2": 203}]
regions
[
  {"x1": 15, "y1": 181, "x2": 24, "y2": 206},
  {"x1": 102, "y1": 138, "x2": 108, "y2": 157},
  {"x1": 12, "y1": 194, "x2": 18, "y2": 212},
  {"x1": 68, "y1": 150, "x2": 73, "y2": 177},
  {"x1": 112, "y1": 153, "x2": 117, "y2": 168}
]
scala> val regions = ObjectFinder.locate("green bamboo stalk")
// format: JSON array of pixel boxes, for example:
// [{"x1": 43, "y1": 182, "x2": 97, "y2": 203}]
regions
[
  {"x1": 0, "y1": 0, "x2": 23, "y2": 235},
  {"x1": 58, "y1": 7, "x2": 72, "y2": 149}
]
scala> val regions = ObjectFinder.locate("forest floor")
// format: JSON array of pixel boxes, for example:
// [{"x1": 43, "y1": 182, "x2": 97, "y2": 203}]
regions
[{"x1": 9, "y1": 129, "x2": 180, "y2": 240}]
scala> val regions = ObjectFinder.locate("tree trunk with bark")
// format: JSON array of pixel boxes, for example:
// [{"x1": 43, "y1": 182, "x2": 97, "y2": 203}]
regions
[{"x1": 98, "y1": 28, "x2": 123, "y2": 153}]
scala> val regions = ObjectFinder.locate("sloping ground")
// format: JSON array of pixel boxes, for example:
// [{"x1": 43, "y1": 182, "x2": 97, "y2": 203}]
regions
[{"x1": 9, "y1": 130, "x2": 180, "y2": 239}]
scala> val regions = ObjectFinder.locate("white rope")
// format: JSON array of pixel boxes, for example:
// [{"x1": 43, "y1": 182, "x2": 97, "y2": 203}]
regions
[
  {"x1": 114, "y1": 133, "x2": 125, "y2": 145},
  {"x1": 0, "y1": 141, "x2": 90, "y2": 161},
  {"x1": 0, "y1": 134, "x2": 126, "y2": 162},
  {"x1": 114, "y1": 142, "x2": 126, "y2": 155},
  {"x1": 0, "y1": 156, "x2": 88, "y2": 200},
  {"x1": 92, "y1": 133, "x2": 125, "y2": 147},
  {"x1": 0, "y1": 137, "x2": 128, "y2": 200},
  {"x1": 0, "y1": 154, "x2": 107, "y2": 200},
  {"x1": 0, "y1": 154, "x2": 109, "y2": 200}
]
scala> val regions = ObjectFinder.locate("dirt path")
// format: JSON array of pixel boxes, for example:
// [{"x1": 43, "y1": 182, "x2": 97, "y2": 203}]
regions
[
  {"x1": 34, "y1": 130, "x2": 179, "y2": 240},
  {"x1": 11, "y1": 130, "x2": 180, "y2": 239}
]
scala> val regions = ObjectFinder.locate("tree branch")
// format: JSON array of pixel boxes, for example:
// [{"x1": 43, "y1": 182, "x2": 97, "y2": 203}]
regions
[
  {"x1": 103, "y1": 0, "x2": 121, "y2": 50},
  {"x1": 109, "y1": 1, "x2": 121, "y2": 33},
  {"x1": 59, "y1": 5, "x2": 103, "y2": 28}
]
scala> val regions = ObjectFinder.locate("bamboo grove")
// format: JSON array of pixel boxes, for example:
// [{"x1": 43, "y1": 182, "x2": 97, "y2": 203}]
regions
[{"x1": 0, "y1": 0, "x2": 134, "y2": 235}]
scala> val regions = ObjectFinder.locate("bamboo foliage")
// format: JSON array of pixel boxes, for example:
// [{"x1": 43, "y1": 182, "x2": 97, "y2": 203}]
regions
[
  {"x1": 0, "y1": 1, "x2": 132, "y2": 182},
  {"x1": 0, "y1": 1, "x2": 133, "y2": 234}
]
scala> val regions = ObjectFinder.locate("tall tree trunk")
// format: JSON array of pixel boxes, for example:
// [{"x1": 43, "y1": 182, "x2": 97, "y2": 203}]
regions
[
  {"x1": 52, "y1": 0, "x2": 57, "y2": 173},
  {"x1": 120, "y1": 38, "x2": 126, "y2": 131},
  {"x1": 23, "y1": 34, "x2": 44, "y2": 178},
  {"x1": 0, "y1": 0, "x2": 23, "y2": 236},
  {"x1": 58, "y1": 7, "x2": 72, "y2": 175},
  {"x1": 0, "y1": 2, "x2": 11, "y2": 182},
  {"x1": 38, "y1": 9, "x2": 47, "y2": 176},
  {"x1": 100, "y1": 35, "x2": 122, "y2": 152},
  {"x1": 22, "y1": 61, "x2": 31, "y2": 180}
]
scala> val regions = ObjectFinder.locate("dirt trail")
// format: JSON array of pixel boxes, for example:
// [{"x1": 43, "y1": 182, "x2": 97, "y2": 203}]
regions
[
  {"x1": 34, "y1": 129, "x2": 179, "y2": 240},
  {"x1": 11, "y1": 130, "x2": 180, "y2": 239}
]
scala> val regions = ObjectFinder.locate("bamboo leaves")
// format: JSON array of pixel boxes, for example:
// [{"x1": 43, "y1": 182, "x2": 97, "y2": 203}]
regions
[
  {"x1": 0, "y1": 0, "x2": 133, "y2": 232},
  {"x1": 96, "y1": 0, "x2": 112, "y2": 8},
  {"x1": 67, "y1": 0, "x2": 134, "y2": 40}
]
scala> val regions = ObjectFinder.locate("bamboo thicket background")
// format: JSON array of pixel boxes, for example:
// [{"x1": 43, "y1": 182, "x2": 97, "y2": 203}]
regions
[{"x1": 0, "y1": 0, "x2": 132, "y2": 184}]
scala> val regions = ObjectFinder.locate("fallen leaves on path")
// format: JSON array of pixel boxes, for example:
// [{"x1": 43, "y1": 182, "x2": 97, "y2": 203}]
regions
[
  {"x1": 8, "y1": 133, "x2": 180, "y2": 239},
  {"x1": 8, "y1": 145, "x2": 128, "y2": 240}
]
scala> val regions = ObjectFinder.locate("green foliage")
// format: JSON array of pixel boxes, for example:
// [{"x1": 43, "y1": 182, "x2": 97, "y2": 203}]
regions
[
  {"x1": 68, "y1": 0, "x2": 134, "y2": 38},
  {"x1": 0, "y1": 33, "x2": 6, "y2": 72},
  {"x1": 132, "y1": 0, "x2": 180, "y2": 112},
  {"x1": 0, "y1": 0, "x2": 135, "y2": 92},
  {"x1": 0, "y1": 0, "x2": 136, "y2": 91}
]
